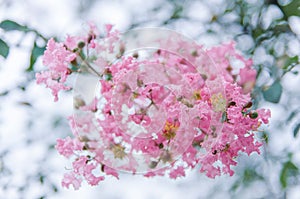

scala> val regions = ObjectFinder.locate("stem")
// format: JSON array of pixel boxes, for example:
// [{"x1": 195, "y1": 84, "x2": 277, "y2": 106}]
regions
[
  {"x1": 78, "y1": 54, "x2": 102, "y2": 77},
  {"x1": 31, "y1": 29, "x2": 48, "y2": 42}
]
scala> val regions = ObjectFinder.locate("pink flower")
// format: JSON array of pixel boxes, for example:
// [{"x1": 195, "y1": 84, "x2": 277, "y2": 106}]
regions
[
  {"x1": 169, "y1": 166, "x2": 186, "y2": 179},
  {"x1": 239, "y1": 67, "x2": 256, "y2": 93},
  {"x1": 130, "y1": 114, "x2": 151, "y2": 126},
  {"x1": 39, "y1": 25, "x2": 272, "y2": 188},
  {"x1": 184, "y1": 73, "x2": 204, "y2": 90},
  {"x1": 43, "y1": 38, "x2": 76, "y2": 72},
  {"x1": 182, "y1": 146, "x2": 198, "y2": 168},
  {"x1": 144, "y1": 168, "x2": 166, "y2": 178},
  {"x1": 100, "y1": 80, "x2": 113, "y2": 93},
  {"x1": 257, "y1": 109, "x2": 271, "y2": 124},
  {"x1": 88, "y1": 21, "x2": 99, "y2": 37},
  {"x1": 64, "y1": 35, "x2": 83, "y2": 50},
  {"x1": 73, "y1": 156, "x2": 88, "y2": 174},
  {"x1": 62, "y1": 172, "x2": 82, "y2": 190},
  {"x1": 105, "y1": 24, "x2": 113, "y2": 36},
  {"x1": 144, "y1": 171, "x2": 156, "y2": 178},
  {"x1": 80, "y1": 98, "x2": 98, "y2": 112},
  {"x1": 36, "y1": 38, "x2": 76, "y2": 101},
  {"x1": 131, "y1": 139, "x2": 160, "y2": 156},
  {"x1": 83, "y1": 163, "x2": 105, "y2": 186},
  {"x1": 67, "y1": 115, "x2": 79, "y2": 136},
  {"x1": 56, "y1": 137, "x2": 83, "y2": 158},
  {"x1": 72, "y1": 156, "x2": 106, "y2": 186},
  {"x1": 199, "y1": 154, "x2": 221, "y2": 178},
  {"x1": 36, "y1": 71, "x2": 71, "y2": 101},
  {"x1": 103, "y1": 165, "x2": 119, "y2": 179}
]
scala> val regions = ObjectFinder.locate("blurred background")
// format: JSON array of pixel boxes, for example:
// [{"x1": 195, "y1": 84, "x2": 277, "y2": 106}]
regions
[{"x1": 0, "y1": 0, "x2": 300, "y2": 198}]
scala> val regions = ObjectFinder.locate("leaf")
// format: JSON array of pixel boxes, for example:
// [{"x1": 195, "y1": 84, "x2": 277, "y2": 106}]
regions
[
  {"x1": 170, "y1": 5, "x2": 183, "y2": 19},
  {"x1": 39, "y1": 174, "x2": 44, "y2": 184},
  {"x1": 287, "y1": 110, "x2": 298, "y2": 123},
  {"x1": 0, "y1": 38, "x2": 9, "y2": 58},
  {"x1": 18, "y1": 101, "x2": 32, "y2": 107},
  {"x1": 283, "y1": 56, "x2": 299, "y2": 70},
  {"x1": 272, "y1": 21, "x2": 291, "y2": 35},
  {"x1": 262, "y1": 81, "x2": 282, "y2": 103},
  {"x1": 27, "y1": 42, "x2": 46, "y2": 72},
  {"x1": 52, "y1": 184, "x2": 58, "y2": 192},
  {"x1": 293, "y1": 123, "x2": 300, "y2": 137},
  {"x1": 282, "y1": 0, "x2": 300, "y2": 17},
  {"x1": 0, "y1": 20, "x2": 28, "y2": 32},
  {"x1": 261, "y1": 131, "x2": 269, "y2": 144},
  {"x1": 252, "y1": 28, "x2": 264, "y2": 40},
  {"x1": 242, "y1": 168, "x2": 263, "y2": 185},
  {"x1": 280, "y1": 161, "x2": 299, "y2": 189},
  {"x1": 0, "y1": 90, "x2": 9, "y2": 96}
]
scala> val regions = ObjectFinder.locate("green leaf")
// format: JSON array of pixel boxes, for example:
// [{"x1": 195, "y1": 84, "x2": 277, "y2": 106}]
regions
[
  {"x1": 0, "y1": 20, "x2": 28, "y2": 32},
  {"x1": 294, "y1": 123, "x2": 300, "y2": 137},
  {"x1": 280, "y1": 161, "x2": 299, "y2": 189},
  {"x1": 283, "y1": 56, "x2": 299, "y2": 70},
  {"x1": 263, "y1": 81, "x2": 282, "y2": 103},
  {"x1": 170, "y1": 5, "x2": 183, "y2": 20},
  {"x1": 252, "y1": 28, "x2": 264, "y2": 40},
  {"x1": 27, "y1": 42, "x2": 46, "y2": 72},
  {"x1": 0, "y1": 38, "x2": 9, "y2": 58},
  {"x1": 282, "y1": 0, "x2": 300, "y2": 17}
]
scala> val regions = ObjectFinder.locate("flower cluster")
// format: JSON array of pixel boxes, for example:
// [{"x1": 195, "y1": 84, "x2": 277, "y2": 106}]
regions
[{"x1": 36, "y1": 24, "x2": 270, "y2": 189}]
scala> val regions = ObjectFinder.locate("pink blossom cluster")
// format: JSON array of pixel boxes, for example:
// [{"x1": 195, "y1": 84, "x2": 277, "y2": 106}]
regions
[
  {"x1": 36, "y1": 38, "x2": 76, "y2": 101},
  {"x1": 36, "y1": 24, "x2": 270, "y2": 190}
]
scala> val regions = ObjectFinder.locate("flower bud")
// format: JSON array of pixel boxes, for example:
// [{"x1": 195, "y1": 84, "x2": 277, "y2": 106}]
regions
[
  {"x1": 133, "y1": 52, "x2": 139, "y2": 58},
  {"x1": 74, "y1": 96, "x2": 86, "y2": 109},
  {"x1": 249, "y1": 111, "x2": 258, "y2": 119},
  {"x1": 191, "y1": 50, "x2": 198, "y2": 57},
  {"x1": 77, "y1": 41, "x2": 85, "y2": 49},
  {"x1": 227, "y1": 101, "x2": 236, "y2": 107},
  {"x1": 243, "y1": 101, "x2": 253, "y2": 109},
  {"x1": 160, "y1": 150, "x2": 172, "y2": 163},
  {"x1": 158, "y1": 143, "x2": 164, "y2": 149},
  {"x1": 149, "y1": 161, "x2": 158, "y2": 169}
]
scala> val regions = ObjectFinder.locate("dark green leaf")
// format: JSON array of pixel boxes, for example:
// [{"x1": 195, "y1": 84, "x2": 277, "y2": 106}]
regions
[
  {"x1": 0, "y1": 38, "x2": 9, "y2": 58},
  {"x1": 0, "y1": 20, "x2": 28, "y2": 32},
  {"x1": 292, "y1": 71, "x2": 299, "y2": 75},
  {"x1": 272, "y1": 21, "x2": 291, "y2": 34},
  {"x1": 287, "y1": 110, "x2": 298, "y2": 123},
  {"x1": 39, "y1": 174, "x2": 44, "y2": 184},
  {"x1": 0, "y1": 90, "x2": 9, "y2": 96},
  {"x1": 280, "y1": 161, "x2": 299, "y2": 189},
  {"x1": 293, "y1": 123, "x2": 300, "y2": 137},
  {"x1": 261, "y1": 131, "x2": 269, "y2": 144},
  {"x1": 263, "y1": 81, "x2": 282, "y2": 103},
  {"x1": 27, "y1": 42, "x2": 46, "y2": 72},
  {"x1": 52, "y1": 184, "x2": 58, "y2": 192}
]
